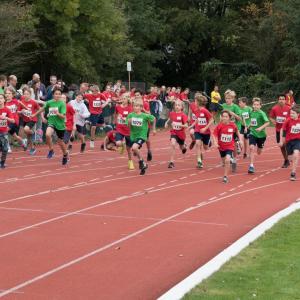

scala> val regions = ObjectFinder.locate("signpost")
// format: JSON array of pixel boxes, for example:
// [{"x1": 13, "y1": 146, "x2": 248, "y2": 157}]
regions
[{"x1": 127, "y1": 62, "x2": 132, "y2": 90}]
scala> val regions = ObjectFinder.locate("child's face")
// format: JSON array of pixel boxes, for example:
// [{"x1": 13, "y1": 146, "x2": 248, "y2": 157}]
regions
[
  {"x1": 61, "y1": 94, "x2": 67, "y2": 102},
  {"x1": 221, "y1": 113, "x2": 230, "y2": 123},
  {"x1": 290, "y1": 110, "x2": 298, "y2": 120},
  {"x1": 253, "y1": 101, "x2": 261, "y2": 111},
  {"x1": 174, "y1": 102, "x2": 182, "y2": 112},
  {"x1": 53, "y1": 91, "x2": 62, "y2": 101},
  {"x1": 239, "y1": 101, "x2": 245, "y2": 108},
  {"x1": 76, "y1": 95, "x2": 83, "y2": 102},
  {"x1": 23, "y1": 91, "x2": 31, "y2": 100},
  {"x1": 225, "y1": 95, "x2": 233, "y2": 105},
  {"x1": 122, "y1": 96, "x2": 130, "y2": 105},
  {"x1": 5, "y1": 90, "x2": 13, "y2": 101},
  {"x1": 0, "y1": 96, "x2": 5, "y2": 106},
  {"x1": 133, "y1": 103, "x2": 142, "y2": 113},
  {"x1": 91, "y1": 88, "x2": 99, "y2": 95},
  {"x1": 278, "y1": 96, "x2": 286, "y2": 106}
]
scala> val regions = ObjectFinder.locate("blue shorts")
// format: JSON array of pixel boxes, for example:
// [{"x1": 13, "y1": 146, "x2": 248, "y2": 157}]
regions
[
  {"x1": 90, "y1": 113, "x2": 104, "y2": 126},
  {"x1": 219, "y1": 150, "x2": 233, "y2": 158},
  {"x1": 286, "y1": 139, "x2": 300, "y2": 155},
  {"x1": 76, "y1": 124, "x2": 86, "y2": 135},
  {"x1": 115, "y1": 132, "x2": 131, "y2": 147},
  {"x1": 8, "y1": 123, "x2": 19, "y2": 135},
  {"x1": 194, "y1": 132, "x2": 210, "y2": 145}
]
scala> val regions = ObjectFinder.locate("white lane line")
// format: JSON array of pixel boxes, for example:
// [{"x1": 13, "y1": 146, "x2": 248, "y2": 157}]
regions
[
  {"x1": 158, "y1": 183, "x2": 167, "y2": 187},
  {"x1": 238, "y1": 184, "x2": 244, "y2": 188},
  {"x1": 219, "y1": 192, "x2": 227, "y2": 196},
  {"x1": 103, "y1": 175, "x2": 113, "y2": 178},
  {"x1": 40, "y1": 171, "x2": 50, "y2": 174},
  {"x1": 170, "y1": 180, "x2": 178, "y2": 183},
  {"x1": 208, "y1": 196, "x2": 217, "y2": 201},
  {"x1": 246, "y1": 181, "x2": 252, "y2": 184},
  {"x1": 89, "y1": 178, "x2": 99, "y2": 182},
  {"x1": 5, "y1": 178, "x2": 18, "y2": 182},
  {"x1": 145, "y1": 187, "x2": 154, "y2": 191},
  {"x1": 23, "y1": 174, "x2": 36, "y2": 178},
  {"x1": 131, "y1": 191, "x2": 143, "y2": 196},
  {"x1": 0, "y1": 179, "x2": 288, "y2": 298},
  {"x1": 73, "y1": 182, "x2": 87, "y2": 186},
  {"x1": 229, "y1": 188, "x2": 236, "y2": 192},
  {"x1": 180, "y1": 177, "x2": 187, "y2": 180}
]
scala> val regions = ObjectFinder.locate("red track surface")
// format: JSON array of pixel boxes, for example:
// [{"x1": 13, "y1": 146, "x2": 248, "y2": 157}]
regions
[{"x1": 0, "y1": 129, "x2": 299, "y2": 299}]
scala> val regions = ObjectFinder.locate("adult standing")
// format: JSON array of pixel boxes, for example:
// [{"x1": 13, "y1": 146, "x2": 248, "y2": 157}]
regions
[
  {"x1": 286, "y1": 90, "x2": 295, "y2": 107},
  {"x1": 46, "y1": 75, "x2": 58, "y2": 101},
  {"x1": 210, "y1": 85, "x2": 222, "y2": 120}
]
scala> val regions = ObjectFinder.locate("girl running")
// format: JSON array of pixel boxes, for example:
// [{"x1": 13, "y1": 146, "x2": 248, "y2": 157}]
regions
[
  {"x1": 188, "y1": 93, "x2": 199, "y2": 150},
  {"x1": 190, "y1": 95, "x2": 213, "y2": 169},
  {"x1": 165, "y1": 100, "x2": 188, "y2": 168},
  {"x1": 213, "y1": 110, "x2": 242, "y2": 183}
]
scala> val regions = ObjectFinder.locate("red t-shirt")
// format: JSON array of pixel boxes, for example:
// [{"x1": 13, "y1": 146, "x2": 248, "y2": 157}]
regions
[
  {"x1": 180, "y1": 92, "x2": 188, "y2": 101},
  {"x1": 115, "y1": 105, "x2": 132, "y2": 136},
  {"x1": 5, "y1": 99, "x2": 19, "y2": 125},
  {"x1": 169, "y1": 111, "x2": 188, "y2": 140},
  {"x1": 18, "y1": 99, "x2": 39, "y2": 122},
  {"x1": 168, "y1": 91, "x2": 178, "y2": 99},
  {"x1": 0, "y1": 107, "x2": 13, "y2": 133},
  {"x1": 107, "y1": 130, "x2": 116, "y2": 143},
  {"x1": 285, "y1": 94, "x2": 295, "y2": 107},
  {"x1": 282, "y1": 117, "x2": 300, "y2": 142},
  {"x1": 189, "y1": 102, "x2": 198, "y2": 125},
  {"x1": 84, "y1": 93, "x2": 107, "y2": 115},
  {"x1": 143, "y1": 100, "x2": 150, "y2": 113},
  {"x1": 213, "y1": 122, "x2": 238, "y2": 151},
  {"x1": 148, "y1": 92, "x2": 158, "y2": 101},
  {"x1": 65, "y1": 104, "x2": 76, "y2": 131},
  {"x1": 195, "y1": 108, "x2": 212, "y2": 134},
  {"x1": 102, "y1": 91, "x2": 113, "y2": 100},
  {"x1": 269, "y1": 104, "x2": 290, "y2": 132}
]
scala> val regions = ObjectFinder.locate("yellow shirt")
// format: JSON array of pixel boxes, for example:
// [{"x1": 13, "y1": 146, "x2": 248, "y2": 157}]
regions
[{"x1": 211, "y1": 91, "x2": 221, "y2": 104}]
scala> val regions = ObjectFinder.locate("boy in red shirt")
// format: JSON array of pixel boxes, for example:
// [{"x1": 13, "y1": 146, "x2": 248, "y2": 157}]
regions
[
  {"x1": 101, "y1": 129, "x2": 117, "y2": 151},
  {"x1": 165, "y1": 100, "x2": 188, "y2": 168},
  {"x1": 18, "y1": 87, "x2": 40, "y2": 155},
  {"x1": 213, "y1": 110, "x2": 242, "y2": 183},
  {"x1": 0, "y1": 94, "x2": 15, "y2": 168},
  {"x1": 281, "y1": 105, "x2": 300, "y2": 181},
  {"x1": 84, "y1": 85, "x2": 111, "y2": 149},
  {"x1": 190, "y1": 95, "x2": 214, "y2": 169}
]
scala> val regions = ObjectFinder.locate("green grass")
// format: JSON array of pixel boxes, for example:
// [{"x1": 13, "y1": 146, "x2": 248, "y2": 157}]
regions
[{"x1": 183, "y1": 210, "x2": 300, "y2": 300}]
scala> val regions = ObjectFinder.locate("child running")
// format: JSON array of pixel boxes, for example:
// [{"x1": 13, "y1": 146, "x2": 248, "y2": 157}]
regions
[
  {"x1": 69, "y1": 92, "x2": 90, "y2": 153},
  {"x1": 165, "y1": 100, "x2": 188, "y2": 168},
  {"x1": 0, "y1": 94, "x2": 15, "y2": 168},
  {"x1": 126, "y1": 99, "x2": 156, "y2": 175},
  {"x1": 32, "y1": 88, "x2": 69, "y2": 165},
  {"x1": 18, "y1": 87, "x2": 40, "y2": 155},
  {"x1": 281, "y1": 105, "x2": 300, "y2": 181},
  {"x1": 213, "y1": 110, "x2": 241, "y2": 183},
  {"x1": 248, "y1": 98, "x2": 270, "y2": 174},
  {"x1": 188, "y1": 94, "x2": 199, "y2": 150},
  {"x1": 190, "y1": 95, "x2": 213, "y2": 169},
  {"x1": 115, "y1": 93, "x2": 134, "y2": 170},
  {"x1": 269, "y1": 94, "x2": 290, "y2": 168},
  {"x1": 238, "y1": 97, "x2": 252, "y2": 158}
]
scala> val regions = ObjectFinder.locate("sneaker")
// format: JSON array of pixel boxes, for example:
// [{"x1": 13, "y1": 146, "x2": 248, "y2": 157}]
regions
[
  {"x1": 189, "y1": 141, "x2": 196, "y2": 150},
  {"x1": 222, "y1": 176, "x2": 228, "y2": 184},
  {"x1": 67, "y1": 144, "x2": 73, "y2": 152},
  {"x1": 90, "y1": 140, "x2": 95, "y2": 149},
  {"x1": 22, "y1": 139, "x2": 28, "y2": 151},
  {"x1": 197, "y1": 160, "x2": 203, "y2": 169},
  {"x1": 231, "y1": 160, "x2": 237, "y2": 173},
  {"x1": 282, "y1": 160, "x2": 290, "y2": 168},
  {"x1": 29, "y1": 148, "x2": 36, "y2": 156},
  {"x1": 236, "y1": 142, "x2": 241, "y2": 155},
  {"x1": 80, "y1": 143, "x2": 86, "y2": 153},
  {"x1": 243, "y1": 153, "x2": 247, "y2": 159},
  {"x1": 128, "y1": 160, "x2": 135, "y2": 170},
  {"x1": 182, "y1": 146, "x2": 187, "y2": 154},
  {"x1": 147, "y1": 151, "x2": 152, "y2": 162},
  {"x1": 62, "y1": 154, "x2": 69, "y2": 165},
  {"x1": 7, "y1": 145, "x2": 12, "y2": 153},
  {"x1": 248, "y1": 165, "x2": 255, "y2": 174},
  {"x1": 100, "y1": 144, "x2": 104, "y2": 150},
  {"x1": 139, "y1": 160, "x2": 144, "y2": 170},
  {"x1": 0, "y1": 161, "x2": 5, "y2": 169},
  {"x1": 47, "y1": 150, "x2": 55, "y2": 159},
  {"x1": 140, "y1": 162, "x2": 148, "y2": 175},
  {"x1": 290, "y1": 172, "x2": 296, "y2": 181},
  {"x1": 168, "y1": 161, "x2": 175, "y2": 168}
]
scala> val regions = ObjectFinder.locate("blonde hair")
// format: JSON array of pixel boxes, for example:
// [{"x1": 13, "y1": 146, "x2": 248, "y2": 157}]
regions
[
  {"x1": 195, "y1": 95, "x2": 208, "y2": 107},
  {"x1": 252, "y1": 97, "x2": 262, "y2": 104},
  {"x1": 224, "y1": 89, "x2": 236, "y2": 98}
]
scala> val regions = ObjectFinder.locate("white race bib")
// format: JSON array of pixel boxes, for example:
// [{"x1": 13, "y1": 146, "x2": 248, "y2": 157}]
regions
[
  {"x1": 251, "y1": 118, "x2": 257, "y2": 126},
  {"x1": 131, "y1": 117, "x2": 143, "y2": 127},
  {"x1": 0, "y1": 119, "x2": 7, "y2": 127},
  {"x1": 242, "y1": 112, "x2": 249, "y2": 119},
  {"x1": 276, "y1": 116, "x2": 286, "y2": 124},
  {"x1": 220, "y1": 134, "x2": 232, "y2": 143},
  {"x1": 48, "y1": 107, "x2": 59, "y2": 117},
  {"x1": 93, "y1": 100, "x2": 101, "y2": 108},
  {"x1": 291, "y1": 124, "x2": 300, "y2": 134},
  {"x1": 8, "y1": 104, "x2": 17, "y2": 113},
  {"x1": 118, "y1": 116, "x2": 126, "y2": 125},
  {"x1": 172, "y1": 121, "x2": 182, "y2": 130},
  {"x1": 198, "y1": 117, "x2": 207, "y2": 125},
  {"x1": 23, "y1": 110, "x2": 32, "y2": 117}
]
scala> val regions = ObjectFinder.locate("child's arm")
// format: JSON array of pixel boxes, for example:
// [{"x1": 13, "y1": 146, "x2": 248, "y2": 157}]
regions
[
  {"x1": 101, "y1": 99, "x2": 111, "y2": 109},
  {"x1": 164, "y1": 118, "x2": 170, "y2": 129},
  {"x1": 256, "y1": 121, "x2": 270, "y2": 132},
  {"x1": 31, "y1": 106, "x2": 45, "y2": 118},
  {"x1": 152, "y1": 117, "x2": 157, "y2": 134},
  {"x1": 229, "y1": 110, "x2": 241, "y2": 121},
  {"x1": 200, "y1": 117, "x2": 214, "y2": 133},
  {"x1": 0, "y1": 114, "x2": 15, "y2": 124},
  {"x1": 188, "y1": 120, "x2": 197, "y2": 129},
  {"x1": 103, "y1": 136, "x2": 109, "y2": 151}
]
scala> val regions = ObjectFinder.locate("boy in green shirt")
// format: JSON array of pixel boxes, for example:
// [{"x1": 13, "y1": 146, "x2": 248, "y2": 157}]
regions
[
  {"x1": 33, "y1": 88, "x2": 69, "y2": 165},
  {"x1": 238, "y1": 97, "x2": 252, "y2": 158},
  {"x1": 248, "y1": 98, "x2": 270, "y2": 174},
  {"x1": 126, "y1": 100, "x2": 156, "y2": 175}
]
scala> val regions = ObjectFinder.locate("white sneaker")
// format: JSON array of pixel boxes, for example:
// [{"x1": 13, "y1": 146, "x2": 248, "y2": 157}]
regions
[
  {"x1": 8, "y1": 147, "x2": 12, "y2": 153},
  {"x1": 90, "y1": 141, "x2": 95, "y2": 149}
]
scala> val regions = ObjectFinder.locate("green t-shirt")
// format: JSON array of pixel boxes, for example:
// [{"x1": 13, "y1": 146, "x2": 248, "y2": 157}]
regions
[
  {"x1": 126, "y1": 112, "x2": 155, "y2": 141},
  {"x1": 45, "y1": 100, "x2": 66, "y2": 130},
  {"x1": 221, "y1": 103, "x2": 241, "y2": 129},
  {"x1": 249, "y1": 110, "x2": 269, "y2": 138},
  {"x1": 0, "y1": 87, "x2": 4, "y2": 94},
  {"x1": 240, "y1": 106, "x2": 252, "y2": 127}
]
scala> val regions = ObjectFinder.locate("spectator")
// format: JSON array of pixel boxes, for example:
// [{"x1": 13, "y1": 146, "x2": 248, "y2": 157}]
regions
[
  {"x1": 28, "y1": 73, "x2": 47, "y2": 99},
  {"x1": 80, "y1": 82, "x2": 89, "y2": 94},
  {"x1": 210, "y1": 85, "x2": 222, "y2": 119},
  {"x1": 113, "y1": 80, "x2": 122, "y2": 92},
  {"x1": 159, "y1": 86, "x2": 168, "y2": 105},
  {"x1": 180, "y1": 88, "x2": 190, "y2": 102},
  {"x1": 46, "y1": 75, "x2": 58, "y2": 100},
  {"x1": 286, "y1": 90, "x2": 295, "y2": 107},
  {"x1": 0, "y1": 75, "x2": 7, "y2": 94}
]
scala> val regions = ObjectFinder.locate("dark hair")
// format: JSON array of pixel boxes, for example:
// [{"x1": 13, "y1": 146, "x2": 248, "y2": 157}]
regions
[
  {"x1": 53, "y1": 87, "x2": 62, "y2": 94},
  {"x1": 238, "y1": 97, "x2": 248, "y2": 104},
  {"x1": 221, "y1": 110, "x2": 231, "y2": 117},
  {"x1": 75, "y1": 91, "x2": 84, "y2": 97},
  {"x1": 0, "y1": 75, "x2": 7, "y2": 82}
]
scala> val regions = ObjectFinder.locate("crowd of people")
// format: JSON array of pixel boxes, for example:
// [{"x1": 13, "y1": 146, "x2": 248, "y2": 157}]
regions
[{"x1": 0, "y1": 73, "x2": 299, "y2": 183}]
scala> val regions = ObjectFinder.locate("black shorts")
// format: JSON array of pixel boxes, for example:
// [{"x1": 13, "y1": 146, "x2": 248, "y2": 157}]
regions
[
  {"x1": 23, "y1": 121, "x2": 36, "y2": 130},
  {"x1": 249, "y1": 135, "x2": 266, "y2": 149},
  {"x1": 219, "y1": 150, "x2": 233, "y2": 158},
  {"x1": 8, "y1": 123, "x2": 19, "y2": 135},
  {"x1": 63, "y1": 130, "x2": 72, "y2": 144},
  {"x1": 240, "y1": 126, "x2": 249, "y2": 139},
  {"x1": 194, "y1": 132, "x2": 210, "y2": 145},
  {"x1": 131, "y1": 138, "x2": 145, "y2": 149},
  {"x1": 276, "y1": 131, "x2": 281, "y2": 144},
  {"x1": 286, "y1": 139, "x2": 300, "y2": 155},
  {"x1": 90, "y1": 113, "x2": 104, "y2": 126},
  {"x1": 48, "y1": 125, "x2": 65, "y2": 140},
  {"x1": 209, "y1": 102, "x2": 220, "y2": 112},
  {"x1": 76, "y1": 124, "x2": 86, "y2": 135},
  {"x1": 115, "y1": 132, "x2": 131, "y2": 147},
  {"x1": 170, "y1": 134, "x2": 185, "y2": 146}
]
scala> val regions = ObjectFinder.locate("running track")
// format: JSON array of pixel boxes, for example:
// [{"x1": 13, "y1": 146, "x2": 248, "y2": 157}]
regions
[{"x1": 0, "y1": 129, "x2": 299, "y2": 299}]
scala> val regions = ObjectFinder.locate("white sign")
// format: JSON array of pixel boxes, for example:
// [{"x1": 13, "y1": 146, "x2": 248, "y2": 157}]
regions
[{"x1": 127, "y1": 62, "x2": 132, "y2": 72}]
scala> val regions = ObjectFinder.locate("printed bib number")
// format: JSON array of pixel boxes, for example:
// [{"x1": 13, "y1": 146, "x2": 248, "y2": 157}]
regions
[
  {"x1": 276, "y1": 116, "x2": 286, "y2": 124},
  {"x1": 118, "y1": 116, "x2": 126, "y2": 125},
  {"x1": 131, "y1": 117, "x2": 143, "y2": 127},
  {"x1": 220, "y1": 134, "x2": 232, "y2": 143},
  {"x1": 242, "y1": 112, "x2": 249, "y2": 119},
  {"x1": 291, "y1": 125, "x2": 300, "y2": 134},
  {"x1": 93, "y1": 101, "x2": 101, "y2": 108},
  {"x1": 23, "y1": 110, "x2": 32, "y2": 117},
  {"x1": 172, "y1": 122, "x2": 182, "y2": 130},
  {"x1": 0, "y1": 119, "x2": 7, "y2": 127},
  {"x1": 198, "y1": 117, "x2": 207, "y2": 125},
  {"x1": 48, "y1": 107, "x2": 59, "y2": 117},
  {"x1": 251, "y1": 118, "x2": 257, "y2": 126},
  {"x1": 8, "y1": 105, "x2": 17, "y2": 113}
]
